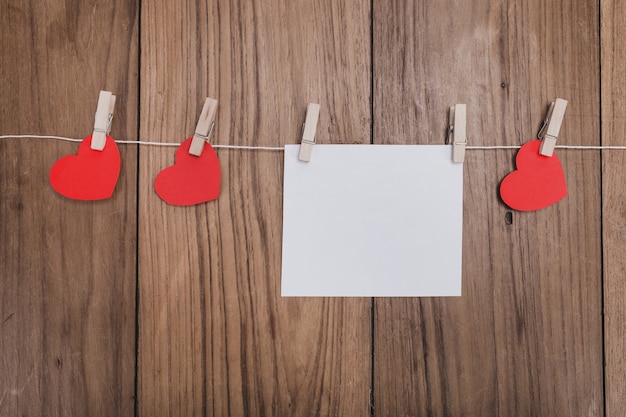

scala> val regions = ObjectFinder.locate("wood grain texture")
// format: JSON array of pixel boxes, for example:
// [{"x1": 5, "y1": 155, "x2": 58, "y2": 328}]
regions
[
  {"x1": 3, "y1": 1, "x2": 620, "y2": 415},
  {"x1": 137, "y1": 1, "x2": 371, "y2": 416},
  {"x1": 0, "y1": 1, "x2": 138, "y2": 416},
  {"x1": 373, "y1": 1, "x2": 603, "y2": 416},
  {"x1": 601, "y1": 1, "x2": 626, "y2": 415}
]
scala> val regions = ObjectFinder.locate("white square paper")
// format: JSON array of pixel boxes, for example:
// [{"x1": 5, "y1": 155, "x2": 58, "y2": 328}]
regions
[{"x1": 281, "y1": 144, "x2": 463, "y2": 297}]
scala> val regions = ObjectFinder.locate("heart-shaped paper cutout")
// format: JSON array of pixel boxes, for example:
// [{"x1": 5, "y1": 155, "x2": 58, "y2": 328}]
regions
[
  {"x1": 500, "y1": 139, "x2": 567, "y2": 211},
  {"x1": 154, "y1": 138, "x2": 220, "y2": 206},
  {"x1": 50, "y1": 135, "x2": 121, "y2": 200}
]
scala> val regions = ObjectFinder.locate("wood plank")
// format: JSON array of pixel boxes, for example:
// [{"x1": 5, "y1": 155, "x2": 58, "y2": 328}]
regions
[
  {"x1": 601, "y1": 1, "x2": 626, "y2": 415},
  {"x1": 373, "y1": 1, "x2": 603, "y2": 415},
  {"x1": 137, "y1": 1, "x2": 371, "y2": 415},
  {"x1": 0, "y1": 1, "x2": 138, "y2": 416}
]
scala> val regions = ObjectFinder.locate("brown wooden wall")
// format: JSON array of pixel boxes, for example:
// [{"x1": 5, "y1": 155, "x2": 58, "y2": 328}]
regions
[{"x1": 1, "y1": 0, "x2": 624, "y2": 416}]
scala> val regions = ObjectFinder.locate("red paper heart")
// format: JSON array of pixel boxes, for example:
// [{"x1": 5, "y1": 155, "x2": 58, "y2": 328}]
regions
[
  {"x1": 500, "y1": 139, "x2": 567, "y2": 211},
  {"x1": 154, "y1": 138, "x2": 220, "y2": 206},
  {"x1": 49, "y1": 135, "x2": 121, "y2": 200}
]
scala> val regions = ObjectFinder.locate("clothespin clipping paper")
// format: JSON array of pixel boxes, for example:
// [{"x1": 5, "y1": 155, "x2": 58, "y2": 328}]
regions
[
  {"x1": 448, "y1": 104, "x2": 467, "y2": 163},
  {"x1": 298, "y1": 103, "x2": 320, "y2": 162}
]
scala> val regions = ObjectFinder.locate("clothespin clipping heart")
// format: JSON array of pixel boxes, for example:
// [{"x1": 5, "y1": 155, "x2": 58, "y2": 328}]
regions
[
  {"x1": 154, "y1": 138, "x2": 221, "y2": 206},
  {"x1": 500, "y1": 139, "x2": 567, "y2": 211},
  {"x1": 49, "y1": 91, "x2": 121, "y2": 200},
  {"x1": 500, "y1": 99, "x2": 569, "y2": 211},
  {"x1": 154, "y1": 97, "x2": 221, "y2": 206}
]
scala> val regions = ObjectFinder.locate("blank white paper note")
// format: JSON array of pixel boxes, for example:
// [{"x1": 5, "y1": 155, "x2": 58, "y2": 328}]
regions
[{"x1": 281, "y1": 144, "x2": 463, "y2": 297}]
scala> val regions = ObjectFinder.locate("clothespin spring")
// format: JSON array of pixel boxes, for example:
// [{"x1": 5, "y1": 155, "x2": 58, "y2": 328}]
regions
[
  {"x1": 537, "y1": 101, "x2": 556, "y2": 140},
  {"x1": 93, "y1": 113, "x2": 114, "y2": 137},
  {"x1": 446, "y1": 124, "x2": 454, "y2": 145},
  {"x1": 300, "y1": 122, "x2": 315, "y2": 146},
  {"x1": 194, "y1": 120, "x2": 215, "y2": 143}
]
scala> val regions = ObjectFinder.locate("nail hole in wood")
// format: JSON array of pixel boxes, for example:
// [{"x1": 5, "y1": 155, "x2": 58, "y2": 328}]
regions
[{"x1": 505, "y1": 211, "x2": 513, "y2": 225}]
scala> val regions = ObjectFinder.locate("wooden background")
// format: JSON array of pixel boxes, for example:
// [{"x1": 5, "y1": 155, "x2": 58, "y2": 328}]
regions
[{"x1": 0, "y1": 0, "x2": 624, "y2": 416}]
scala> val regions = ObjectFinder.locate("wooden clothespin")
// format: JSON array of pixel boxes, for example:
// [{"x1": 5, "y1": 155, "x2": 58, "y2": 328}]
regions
[
  {"x1": 537, "y1": 98, "x2": 568, "y2": 157},
  {"x1": 91, "y1": 91, "x2": 116, "y2": 151},
  {"x1": 447, "y1": 104, "x2": 467, "y2": 163},
  {"x1": 189, "y1": 97, "x2": 218, "y2": 156},
  {"x1": 298, "y1": 103, "x2": 321, "y2": 162}
]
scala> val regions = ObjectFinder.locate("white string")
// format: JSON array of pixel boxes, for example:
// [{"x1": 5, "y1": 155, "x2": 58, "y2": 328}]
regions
[
  {"x1": 466, "y1": 145, "x2": 520, "y2": 149},
  {"x1": 117, "y1": 139, "x2": 285, "y2": 150},
  {"x1": 467, "y1": 144, "x2": 626, "y2": 150},
  {"x1": 116, "y1": 139, "x2": 179, "y2": 147},
  {"x1": 554, "y1": 145, "x2": 626, "y2": 150},
  {"x1": 213, "y1": 144, "x2": 285, "y2": 151},
  {"x1": 0, "y1": 134, "x2": 84, "y2": 143},
  {"x1": 2, "y1": 135, "x2": 626, "y2": 151},
  {"x1": 0, "y1": 135, "x2": 285, "y2": 150}
]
